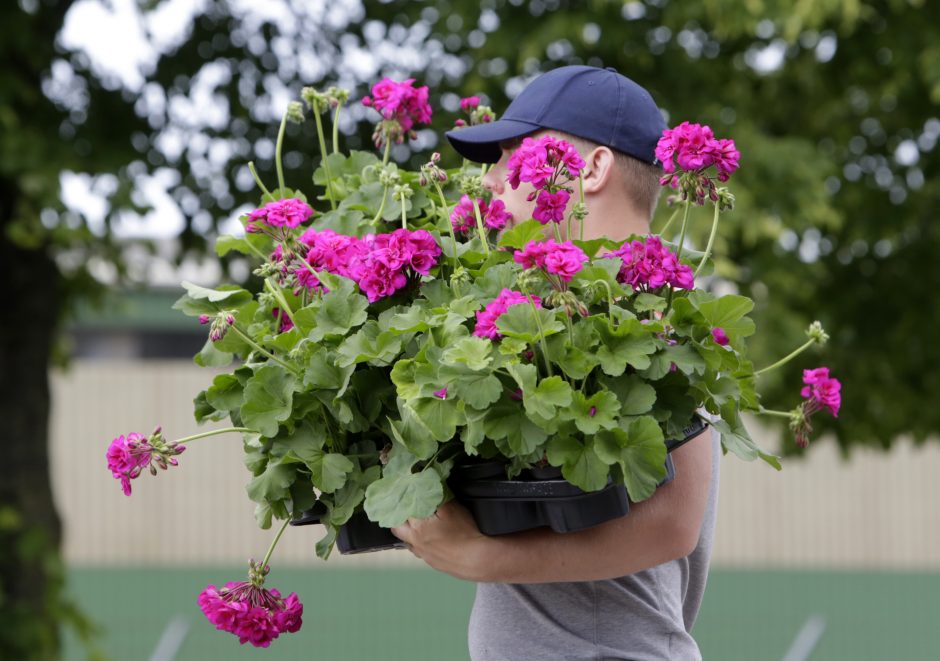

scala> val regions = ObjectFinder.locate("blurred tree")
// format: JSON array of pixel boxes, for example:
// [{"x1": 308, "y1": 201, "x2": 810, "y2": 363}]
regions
[{"x1": 3, "y1": 0, "x2": 938, "y2": 655}]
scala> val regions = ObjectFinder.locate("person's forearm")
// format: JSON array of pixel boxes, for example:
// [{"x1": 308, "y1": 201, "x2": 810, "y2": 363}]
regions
[{"x1": 469, "y1": 434, "x2": 713, "y2": 583}]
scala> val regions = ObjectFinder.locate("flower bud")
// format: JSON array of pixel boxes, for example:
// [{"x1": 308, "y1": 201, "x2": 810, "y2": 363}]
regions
[
  {"x1": 149, "y1": 464, "x2": 158, "y2": 476},
  {"x1": 199, "y1": 314, "x2": 211, "y2": 325},
  {"x1": 286, "y1": 101, "x2": 305, "y2": 124},
  {"x1": 806, "y1": 321, "x2": 829, "y2": 346},
  {"x1": 717, "y1": 188, "x2": 736, "y2": 212}
]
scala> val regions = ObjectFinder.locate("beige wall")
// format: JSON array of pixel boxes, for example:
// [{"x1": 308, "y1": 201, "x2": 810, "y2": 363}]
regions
[{"x1": 52, "y1": 361, "x2": 940, "y2": 569}]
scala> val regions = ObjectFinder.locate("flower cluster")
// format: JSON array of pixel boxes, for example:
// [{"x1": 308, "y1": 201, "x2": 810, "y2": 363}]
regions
[
  {"x1": 608, "y1": 235, "x2": 694, "y2": 291},
  {"x1": 247, "y1": 198, "x2": 314, "y2": 232},
  {"x1": 801, "y1": 367, "x2": 842, "y2": 417},
  {"x1": 450, "y1": 195, "x2": 513, "y2": 234},
  {"x1": 656, "y1": 122, "x2": 740, "y2": 204},
  {"x1": 790, "y1": 366, "x2": 842, "y2": 448},
  {"x1": 199, "y1": 312, "x2": 236, "y2": 342},
  {"x1": 505, "y1": 135, "x2": 585, "y2": 225},
  {"x1": 198, "y1": 562, "x2": 303, "y2": 648},
  {"x1": 453, "y1": 95, "x2": 496, "y2": 128},
  {"x1": 106, "y1": 428, "x2": 184, "y2": 496},
  {"x1": 362, "y1": 78, "x2": 433, "y2": 145},
  {"x1": 288, "y1": 228, "x2": 440, "y2": 302},
  {"x1": 473, "y1": 288, "x2": 542, "y2": 340},
  {"x1": 513, "y1": 239, "x2": 588, "y2": 283}
]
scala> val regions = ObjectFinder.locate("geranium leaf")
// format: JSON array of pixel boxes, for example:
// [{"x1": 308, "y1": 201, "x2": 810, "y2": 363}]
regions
[
  {"x1": 545, "y1": 436, "x2": 609, "y2": 492},
  {"x1": 205, "y1": 373, "x2": 243, "y2": 412},
  {"x1": 560, "y1": 390, "x2": 620, "y2": 434},
  {"x1": 523, "y1": 376, "x2": 573, "y2": 419},
  {"x1": 496, "y1": 219, "x2": 548, "y2": 250},
  {"x1": 442, "y1": 336, "x2": 493, "y2": 370},
  {"x1": 239, "y1": 364, "x2": 297, "y2": 437},
  {"x1": 496, "y1": 304, "x2": 565, "y2": 343},
  {"x1": 246, "y1": 461, "x2": 294, "y2": 504},
  {"x1": 364, "y1": 470, "x2": 444, "y2": 528},
  {"x1": 594, "y1": 416, "x2": 666, "y2": 502},
  {"x1": 594, "y1": 317, "x2": 657, "y2": 376}
]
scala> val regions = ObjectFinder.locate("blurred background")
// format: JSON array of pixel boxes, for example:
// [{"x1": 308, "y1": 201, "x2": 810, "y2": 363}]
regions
[{"x1": 2, "y1": 0, "x2": 939, "y2": 659}]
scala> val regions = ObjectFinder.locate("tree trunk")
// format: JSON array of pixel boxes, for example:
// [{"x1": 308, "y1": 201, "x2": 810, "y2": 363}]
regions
[{"x1": 0, "y1": 212, "x2": 64, "y2": 659}]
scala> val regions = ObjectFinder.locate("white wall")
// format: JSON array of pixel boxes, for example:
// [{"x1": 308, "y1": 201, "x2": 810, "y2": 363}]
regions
[{"x1": 51, "y1": 361, "x2": 940, "y2": 569}]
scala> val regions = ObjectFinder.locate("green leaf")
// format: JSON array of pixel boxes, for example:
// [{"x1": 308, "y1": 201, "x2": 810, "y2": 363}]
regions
[
  {"x1": 308, "y1": 452, "x2": 354, "y2": 493},
  {"x1": 546, "y1": 436, "x2": 609, "y2": 492},
  {"x1": 215, "y1": 233, "x2": 269, "y2": 258},
  {"x1": 194, "y1": 338, "x2": 233, "y2": 368},
  {"x1": 560, "y1": 390, "x2": 620, "y2": 434},
  {"x1": 496, "y1": 219, "x2": 548, "y2": 250},
  {"x1": 193, "y1": 390, "x2": 226, "y2": 423},
  {"x1": 634, "y1": 293, "x2": 667, "y2": 313},
  {"x1": 483, "y1": 400, "x2": 548, "y2": 456},
  {"x1": 388, "y1": 410, "x2": 438, "y2": 460},
  {"x1": 329, "y1": 465, "x2": 381, "y2": 526},
  {"x1": 407, "y1": 397, "x2": 463, "y2": 442},
  {"x1": 315, "y1": 525, "x2": 337, "y2": 560},
  {"x1": 441, "y1": 336, "x2": 493, "y2": 370},
  {"x1": 337, "y1": 321, "x2": 403, "y2": 366},
  {"x1": 205, "y1": 373, "x2": 243, "y2": 412},
  {"x1": 601, "y1": 374, "x2": 657, "y2": 415},
  {"x1": 594, "y1": 318, "x2": 657, "y2": 376},
  {"x1": 523, "y1": 376, "x2": 573, "y2": 419},
  {"x1": 239, "y1": 364, "x2": 297, "y2": 437},
  {"x1": 571, "y1": 237, "x2": 619, "y2": 258},
  {"x1": 496, "y1": 304, "x2": 564, "y2": 343},
  {"x1": 173, "y1": 282, "x2": 252, "y2": 316},
  {"x1": 438, "y1": 365, "x2": 503, "y2": 409},
  {"x1": 693, "y1": 293, "x2": 756, "y2": 339},
  {"x1": 364, "y1": 470, "x2": 444, "y2": 528},
  {"x1": 308, "y1": 274, "x2": 369, "y2": 341},
  {"x1": 304, "y1": 350, "x2": 355, "y2": 395},
  {"x1": 595, "y1": 416, "x2": 667, "y2": 501},
  {"x1": 246, "y1": 461, "x2": 294, "y2": 504},
  {"x1": 712, "y1": 414, "x2": 781, "y2": 469}
]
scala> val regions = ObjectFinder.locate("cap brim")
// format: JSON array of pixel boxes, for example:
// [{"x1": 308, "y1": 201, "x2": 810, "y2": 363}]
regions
[{"x1": 445, "y1": 118, "x2": 543, "y2": 163}]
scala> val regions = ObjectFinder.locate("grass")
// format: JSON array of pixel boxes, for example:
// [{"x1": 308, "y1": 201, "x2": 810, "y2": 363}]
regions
[{"x1": 63, "y1": 567, "x2": 940, "y2": 660}]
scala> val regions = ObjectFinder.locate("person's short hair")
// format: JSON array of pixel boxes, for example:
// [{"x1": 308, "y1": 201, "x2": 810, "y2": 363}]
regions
[{"x1": 551, "y1": 131, "x2": 663, "y2": 222}]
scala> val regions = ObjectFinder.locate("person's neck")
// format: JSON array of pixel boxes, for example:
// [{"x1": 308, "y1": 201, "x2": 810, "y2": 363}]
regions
[{"x1": 570, "y1": 193, "x2": 650, "y2": 242}]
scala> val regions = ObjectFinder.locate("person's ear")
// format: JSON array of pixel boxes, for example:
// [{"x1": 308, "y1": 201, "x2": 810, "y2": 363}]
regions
[{"x1": 581, "y1": 146, "x2": 615, "y2": 194}]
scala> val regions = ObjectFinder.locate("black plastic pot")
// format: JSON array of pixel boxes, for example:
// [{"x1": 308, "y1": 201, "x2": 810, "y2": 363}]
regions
[
  {"x1": 290, "y1": 507, "x2": 404, "y2": 555},
  {"x1": 292, "y1": 416, "x2": 709, "y2": 552}
]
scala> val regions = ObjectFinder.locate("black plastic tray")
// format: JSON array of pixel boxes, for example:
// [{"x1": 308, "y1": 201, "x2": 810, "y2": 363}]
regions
[{"x1": 290, "y1": 507, "x2": 404, "y2": 554}]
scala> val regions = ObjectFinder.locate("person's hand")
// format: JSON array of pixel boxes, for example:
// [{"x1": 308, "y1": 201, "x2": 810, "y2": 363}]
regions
[{"x1": 391, "y1": 501, "x2": 491, "y2": 581}]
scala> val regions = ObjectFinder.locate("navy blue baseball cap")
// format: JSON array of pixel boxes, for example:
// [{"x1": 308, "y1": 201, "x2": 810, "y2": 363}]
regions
[{"x1": 446, "y1": 65, "x2": 667, "y2": 166}]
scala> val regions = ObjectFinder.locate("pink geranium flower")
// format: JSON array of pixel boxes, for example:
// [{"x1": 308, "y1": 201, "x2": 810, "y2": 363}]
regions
[
  {"x1": 105, "y1": 429, "x2": 185, "y2": 496},
  {"x1": 655, "y1": 122, "x2": 740, "y2": 181},
  {"x1": 801, "y1": 367, "x2": 842, "y2": 417},
  {"x1": 361, "y1": 78, "x2": 433, "y2": 134},
  {"x1": 532, "y1": 189, "x2": 570, "y2": 224},
  {"x1": 473, "y1": 288, "x2": 542, "y2": 340},
  {"x1": 247, "y1": 199, "x2": 314, "y2": 232},
  {"x1": 608, "y1": 235, "x2": 694, "y2": 291},
  {"x1": 514, "y1": 239, "x2": 588, "y2": 283},
  {"x1": 198, "y1": 567, "x2": 303, "y2": 648}
]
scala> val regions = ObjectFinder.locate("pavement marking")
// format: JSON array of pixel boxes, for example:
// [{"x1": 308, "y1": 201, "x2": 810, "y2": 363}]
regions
[
  {"x1": 781, "y1": 614, "x2": 828, "y2": 661},
  {"x1": 149, "y1": 615, "x2": 190, "y2": 661}
]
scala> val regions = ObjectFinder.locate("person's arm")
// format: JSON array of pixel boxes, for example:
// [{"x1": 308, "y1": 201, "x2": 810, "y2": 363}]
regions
[{"x1": 391, "y1": 431, "x2": 713, "y2": 583}]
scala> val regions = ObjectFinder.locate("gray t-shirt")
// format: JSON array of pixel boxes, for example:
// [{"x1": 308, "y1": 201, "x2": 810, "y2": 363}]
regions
[{"x1": 468, "y1": 431, "x2": 720, "y2": 661}]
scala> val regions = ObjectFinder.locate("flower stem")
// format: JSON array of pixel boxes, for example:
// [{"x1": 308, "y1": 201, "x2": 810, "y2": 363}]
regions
[
  {"x1": 657, "y1": 206, "x2": 681, "y2": 236},
  {"x1": 230, "y1": 325, "x2": 301, "y2": 376},
  {"x1": 313, "y1": 109, "x2": 337, "y2": 210},
  {"x1": 332, "y1": 104, "x2": 342, "y2": 154},
  {"x1": 522, "y1": 288, "x2": 553, "y2": 377},
  {"x1": 578, "y1": 173, "x2": 586, "y2": 242},
  {"x1": 275, "y1": 112, "x2": 288, "y2": 194},
  {"x1": 674, "y1": 199, "x2": 692, "y2": 262},
  {"x1": 370, "y1": 187, "x2": 389, "y2": 227},
  {"x1": 471, "y1": 199, "x2": 491, "y2": 258},
  {"x1": 400, "y1": 189, "x2": 408, "y2": 230},
  {"x1": 592, "y1": 279, "x2": 616, "y2": 326},
  {"x1": 248, "y1": 162, "x2": 273, "y2": 200},
  {"x1": 260, "y1": 518, "x2": 292, "y2": 572},
  {"x1": 693, "y1": 201, "x2": 721, "y2": 280},
  {"x1": 757, "y1": 408, "x2": 796, "y2": 419},
  {"x1": 754, "y1": 339, "x2": 815, "y2": 376},
  {"x1": 265, "y1": 278, "x2": 298, "y2": 329},
  {"x1": 175, "y1": 427, "x2": 255, "y2": 444},
  {"x1": 552, "y1": 222, "x2": 563, "y2": 243},
  {"x1": 381, "y1": 137, "x2": 392, "y2": 166}
]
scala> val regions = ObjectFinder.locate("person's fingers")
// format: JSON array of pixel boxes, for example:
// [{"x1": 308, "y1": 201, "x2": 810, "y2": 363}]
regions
[{"x1": 390, "y1": 522, "x2": 412, "y2": 543}]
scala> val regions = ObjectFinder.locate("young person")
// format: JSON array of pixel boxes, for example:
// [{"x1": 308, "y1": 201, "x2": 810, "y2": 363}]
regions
[{"x1": 391, "y1": 65, "x2": 719, "y2": 661}]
